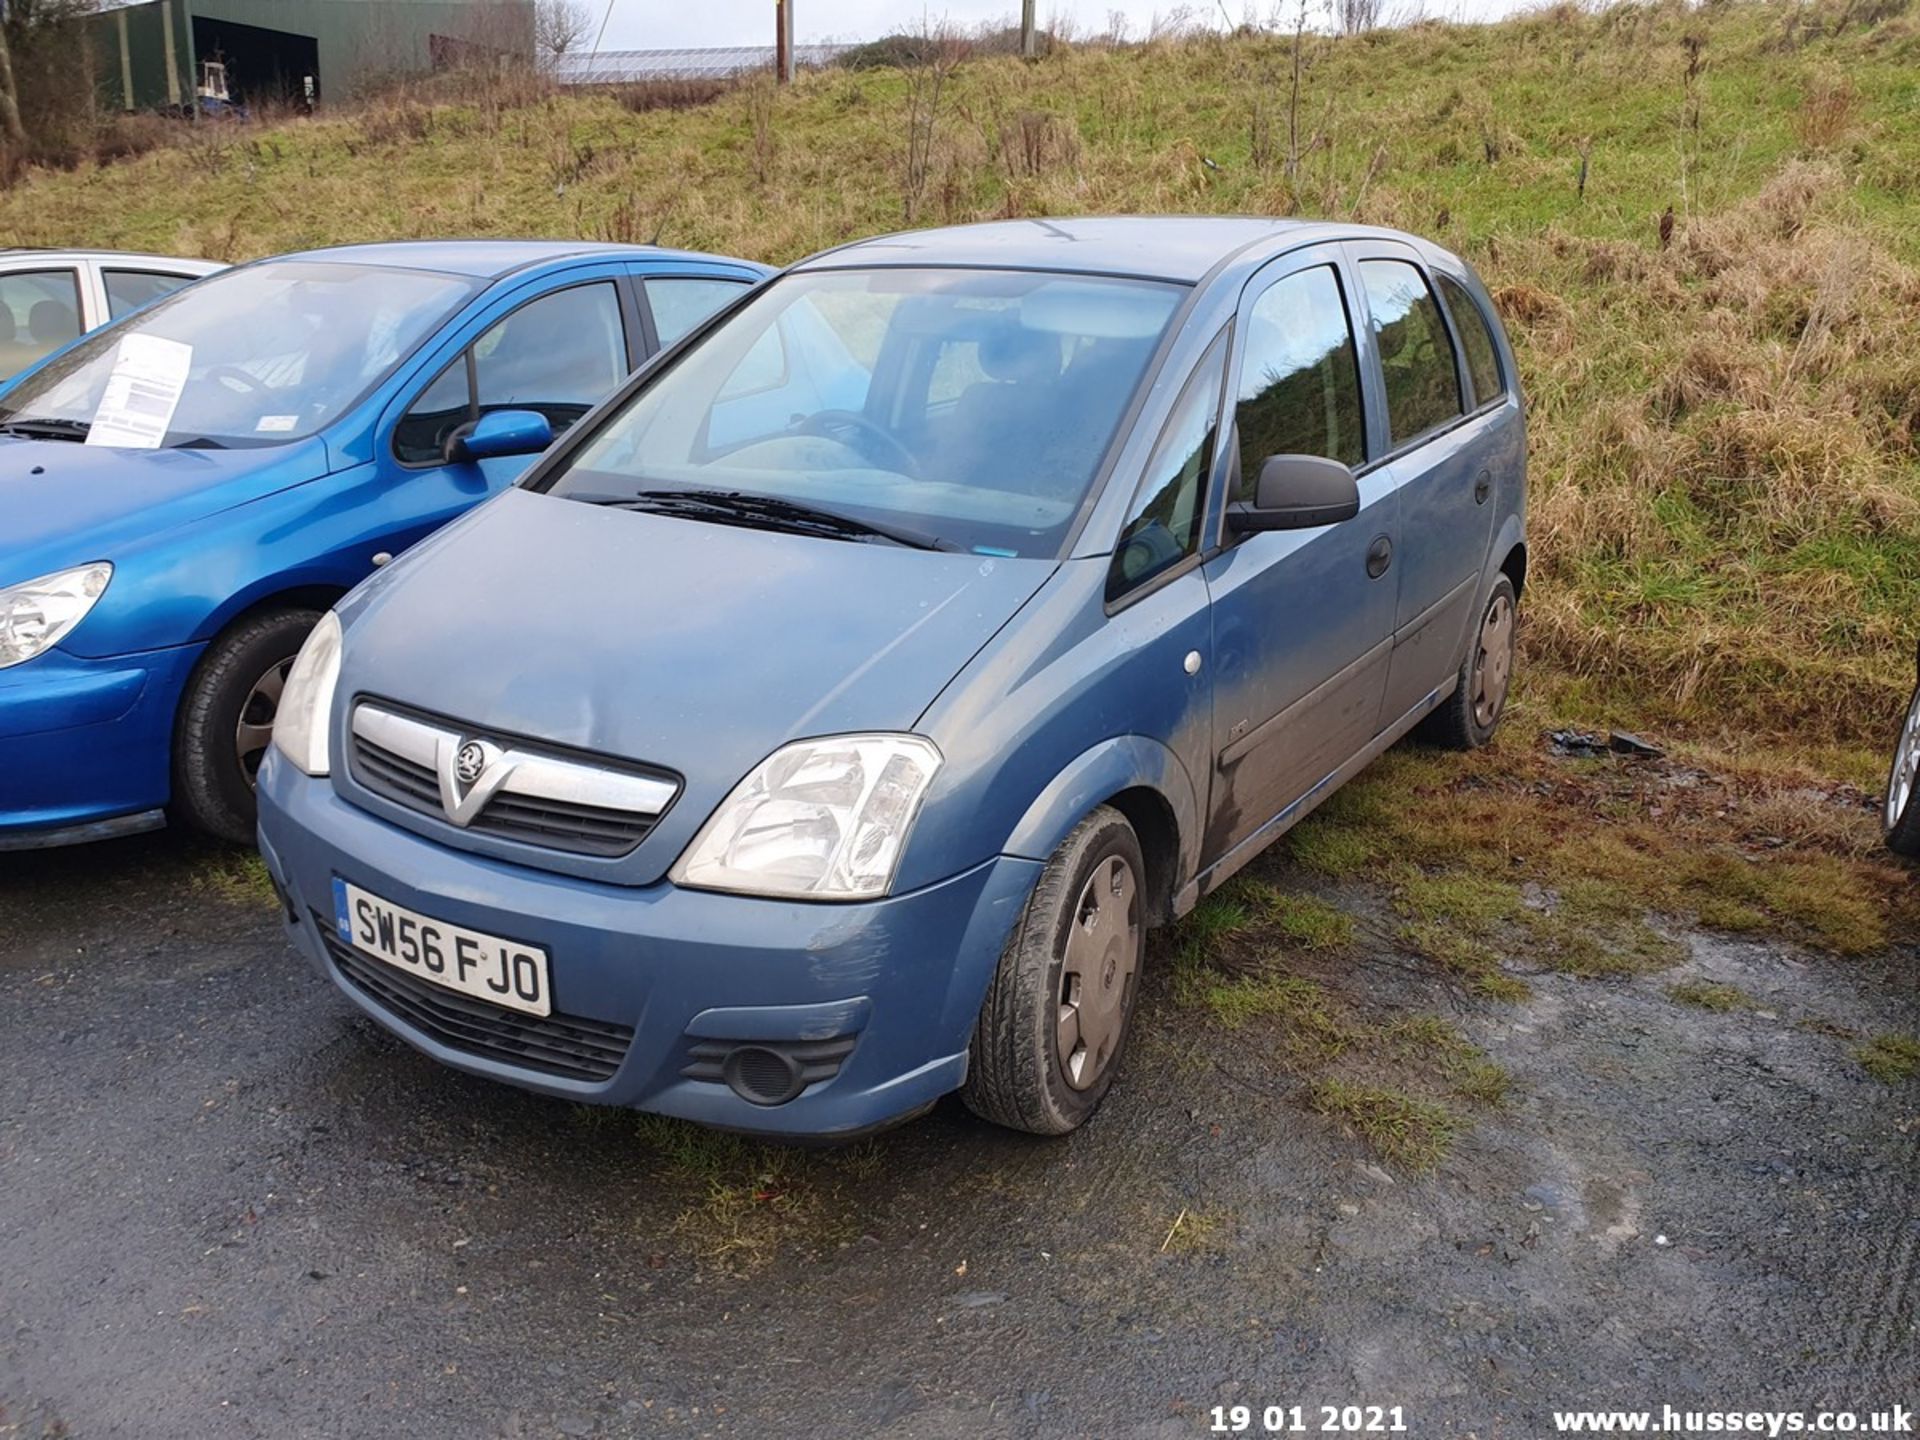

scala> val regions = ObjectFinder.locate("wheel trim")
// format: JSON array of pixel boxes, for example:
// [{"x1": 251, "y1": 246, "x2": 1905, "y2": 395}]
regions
[
  {"x1": 1055, "y1": 855, "x2": 1141, "y2": 1092},
  {"x1": 235, "y1": 657, "x2": 294, "y2": 787},
  {"x1": 1472, "y1": 591, "x2": 1515, "y2": 729},
  {"x1": 1887, "y1": 686, "x2": 1920, "y2": 833}
]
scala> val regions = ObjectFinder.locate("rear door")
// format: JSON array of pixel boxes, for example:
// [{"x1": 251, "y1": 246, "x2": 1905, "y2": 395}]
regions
[
  {"x1": 1199, "y1": 248, "x2": 1397, "y2": 871},
  {"x1": 96, "y1": 265, "x2": 206, "y2": 324},
  {"x1": 0, "y1": 264, "x2": 85, "y2": 383},
  {"x1": 632, "y1": 269, "x2": 759, "y2": 353},
  {"x1": 1349, "y1": 243, "x2": 1496, "y2": 722}
]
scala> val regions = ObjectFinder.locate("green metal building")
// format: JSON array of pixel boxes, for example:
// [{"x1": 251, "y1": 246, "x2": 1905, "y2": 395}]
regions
[{"x1": 90, "y1": 0, "x2": 533, "y2": 111}]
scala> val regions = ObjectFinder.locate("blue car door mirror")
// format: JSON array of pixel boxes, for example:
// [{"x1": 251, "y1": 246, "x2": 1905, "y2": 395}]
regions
[
  {"x1": 1228, "y1": 453, "x2": 1362, "y2": 533},
  {"x1": 447, "y1": 409, "x2": 554, "y2": 464}
]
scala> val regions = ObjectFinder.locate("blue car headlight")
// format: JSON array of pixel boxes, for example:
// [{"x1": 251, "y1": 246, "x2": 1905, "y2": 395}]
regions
[
  {"x1": 671, "y1": 734, "x2": 942, "y2": 901},
  {"x1": 0, "y1": 562, "x2": 113, "y2": 669},
  {"x1": 271, "y1": 611, "x2": 343, "y2": 777}
]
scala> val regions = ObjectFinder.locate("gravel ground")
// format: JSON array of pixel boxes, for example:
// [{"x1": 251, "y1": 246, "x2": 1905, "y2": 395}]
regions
[{"x1": 2, "y1": 831, "x2": 1916, "y2": 1439}]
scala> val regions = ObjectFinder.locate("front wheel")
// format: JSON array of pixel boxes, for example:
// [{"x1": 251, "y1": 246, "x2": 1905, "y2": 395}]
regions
[
  {"x1": 962, "y1": 805, "x2": 1145, "y2": 1136},
  {"x1": 172, "y1": 608, "x2": 324, "y2": 844},
  {"x1": 1885, "y1": 679, "x2": 1920, "y2": 857}
]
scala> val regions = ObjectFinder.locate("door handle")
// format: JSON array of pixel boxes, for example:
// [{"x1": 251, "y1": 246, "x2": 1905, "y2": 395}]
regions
[
  {"x1": 1474, "y1": 471, "x2": 1492, "y2": 505},
  {"x1": 1366, "y1": 535, "x2": 1392, "y2": 579}
]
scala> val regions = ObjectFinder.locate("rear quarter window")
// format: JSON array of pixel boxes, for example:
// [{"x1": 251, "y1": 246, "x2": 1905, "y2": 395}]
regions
[{"x1": 1435, "y1": 273, "x2": 1506, "y2": 408}]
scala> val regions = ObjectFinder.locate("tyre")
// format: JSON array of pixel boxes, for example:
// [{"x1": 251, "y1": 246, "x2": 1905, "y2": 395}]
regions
[
  {"x1": 1418, "y1": 574, "x2": 1517, "y2": 751},
  {"x1": 172, "y1": 607, "x2": 324, "y2": 844},
  {"x1": 962, "y1": 805, "x2": 1145, "y2": 1136},
  {"x1": 1884, "y1": 679, "x2": 1920, "y2": 857}
]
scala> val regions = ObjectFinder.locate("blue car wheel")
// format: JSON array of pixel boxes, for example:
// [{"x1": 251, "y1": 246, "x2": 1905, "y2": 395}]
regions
[
  {"x1": 963, "y1": 805, "x2": 1145, "y2": 1135},
  {"x1": 1417, "y1": 574, "x2": 1518, "y2": 752},
  {"x1": 172, "y1": 607, "x2": 324, "y2": 844}
]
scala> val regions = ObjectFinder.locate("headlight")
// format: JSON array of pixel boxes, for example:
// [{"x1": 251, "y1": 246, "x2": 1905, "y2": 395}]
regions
[
  {"x1": 0, "y1": 562, "x2": 113, "y2": 669},
  {"x1": 270, "y1": 611, "x2": 343, "y2": 777},
  {"x1": 671, "y1": 734, "x2": 942, "y2": 900}
]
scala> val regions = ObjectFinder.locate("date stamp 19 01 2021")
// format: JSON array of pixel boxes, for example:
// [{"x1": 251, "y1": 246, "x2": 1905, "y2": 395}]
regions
[{"x1": 1209, "y1": 1406, "x2": 1410, "y2": 1434}]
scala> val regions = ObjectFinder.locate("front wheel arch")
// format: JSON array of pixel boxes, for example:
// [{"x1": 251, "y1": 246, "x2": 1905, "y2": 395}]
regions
[{"x1": 1000, "y1": 736, "x2": 1198, "y2": 928}]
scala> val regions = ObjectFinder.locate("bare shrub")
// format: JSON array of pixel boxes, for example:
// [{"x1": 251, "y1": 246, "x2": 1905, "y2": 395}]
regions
[
  {"x1": 357, "y1": 101, "x2": 433, "y2": 149},
  {"x1": 590, "y1": 193, "x2": 663, "y2": 246},
  {"x1": 614, "y1": 78, "x2": 736, "y2": 114},
  {"x1": 999, "y1": 109, "x2": 1080, "y2": 179},
  {"x1": 744, "y1": 74, "x2": 777, "y2": 185},
  {"x1": 1335, "y1": 0, "x2": 1386, "y2": 33},
  {"x1": 1795, "y1": 68, "x2": 1856, "y2": 149},
  {"x1": 899, "y1": 25, "x2": 965, "y2": 223}
]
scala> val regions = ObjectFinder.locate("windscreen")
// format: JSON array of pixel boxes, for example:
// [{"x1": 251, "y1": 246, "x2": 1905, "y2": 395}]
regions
[
  {"x1": 549, "y1": 267, "x2": 1185, "y2": 558},
  {"x1": 0, "y1": 261, "x2": 474, "y2": 448}
]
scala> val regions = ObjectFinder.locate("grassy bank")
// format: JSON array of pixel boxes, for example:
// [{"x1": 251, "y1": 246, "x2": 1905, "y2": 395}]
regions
[{"x1": 3, "y1": 0, "x2": 1917, "y2": 764}]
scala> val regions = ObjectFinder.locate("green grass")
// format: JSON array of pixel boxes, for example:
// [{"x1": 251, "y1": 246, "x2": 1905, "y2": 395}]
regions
[
  {"x1": 190, "y1": 851, "x2": 276, "y2": 908},
  {"x1": 1307, "y1": 1079, "x2": 1461, "y2": 1172},
  {"x1": 1667, "y1": 979, "x2": 1759, "y2": 1012},
  {"x1": 1853, "y1": 1033, "x2": 1920, "y2": 1083}
]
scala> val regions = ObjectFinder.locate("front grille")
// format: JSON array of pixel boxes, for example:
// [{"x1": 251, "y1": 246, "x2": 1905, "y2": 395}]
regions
[
  {"x1": 319, "y1": 916, "x2": 633, "y2": 1082},
  {"x1": 347, "y1": 703, "x2": 676, "y2": 859}
]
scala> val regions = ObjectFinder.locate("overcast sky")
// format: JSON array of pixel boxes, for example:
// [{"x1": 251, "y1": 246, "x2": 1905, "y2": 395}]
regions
[{"x1": 598, "y1": 0, "x2": 1535, "y2": 49}]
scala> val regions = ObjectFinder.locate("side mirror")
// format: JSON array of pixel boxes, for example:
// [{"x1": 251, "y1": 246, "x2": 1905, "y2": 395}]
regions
[
  {"x1": 1226, "y1": 454, "x2": 1361, "y2": 533},
  {"x1": 446, "y1": 409, "x2": 554, "y2": 464}
]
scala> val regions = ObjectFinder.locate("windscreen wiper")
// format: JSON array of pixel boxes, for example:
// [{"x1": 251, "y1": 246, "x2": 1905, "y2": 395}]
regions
[
  {"x1": 610, "y1": 488, "x2": 957, "y2": 552},
  {"x1": 0, "y1": 416, "x2": 91, "y2": 442}
]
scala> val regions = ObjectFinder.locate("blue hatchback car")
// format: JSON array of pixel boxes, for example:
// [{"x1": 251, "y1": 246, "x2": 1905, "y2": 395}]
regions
[
  {"x1": 0, "y1": 240, "x2": 767, "y2": 847},
  {"x1": 255, "y1": 218, "x2": 1527, "y2": 1138}
]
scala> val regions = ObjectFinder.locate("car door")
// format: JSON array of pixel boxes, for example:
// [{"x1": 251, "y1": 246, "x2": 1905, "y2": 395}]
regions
[
  {"x1": 1199, "y1": 250, "x2": 1397, "y2": 871},
  {"x1": 376, "y1": 264, "x2": 642, "y2": 560},
  {"x1": 1349, "y1": 244, "x2": 1492, "y2": 723},
  {"x1": 0, "y1": 264, "x2": 85, "y2": 383}
]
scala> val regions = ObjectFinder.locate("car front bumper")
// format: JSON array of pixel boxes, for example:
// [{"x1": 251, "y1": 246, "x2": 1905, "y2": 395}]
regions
[
  {"x1": 0, "y1": 643, "x2": 202, "y2": 846},
  {"x1": 256, "y1": 753, "x2": 1042, "y2": 1138}
]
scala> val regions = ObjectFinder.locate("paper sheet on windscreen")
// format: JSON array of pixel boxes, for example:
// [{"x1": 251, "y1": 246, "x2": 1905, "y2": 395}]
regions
[{"x1": 85, "y1": 334, "x2": 193, "y2": 449}]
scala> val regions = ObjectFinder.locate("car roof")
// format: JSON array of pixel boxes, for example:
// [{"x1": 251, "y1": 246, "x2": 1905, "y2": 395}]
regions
[
  {"x1": 0, "y1": 248, "x2": 224, "y2": 272},
  {"x1": 266, "y1": 239, "x2": 762, "y2": 280},
  {"x1": 793, "y1": 216, "x2": 1432, "y2": 284}
]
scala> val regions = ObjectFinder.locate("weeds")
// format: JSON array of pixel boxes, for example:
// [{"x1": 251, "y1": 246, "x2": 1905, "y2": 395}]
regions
[
  {"x1": 1307, "y1": 1079, "x2": 1460, "y2": 1171},
  {"x1": 1852, "y1": 1033, "x2": 1920, "y2": 1082},
  {"x1": 1666, "y1": 978, "x2": 1759, "y2": 1011}
]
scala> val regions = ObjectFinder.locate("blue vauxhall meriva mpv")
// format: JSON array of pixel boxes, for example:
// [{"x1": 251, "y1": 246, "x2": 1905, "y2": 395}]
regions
[{"x1": 256, "y1": 217, "x2": 1527, "y2": 1138}]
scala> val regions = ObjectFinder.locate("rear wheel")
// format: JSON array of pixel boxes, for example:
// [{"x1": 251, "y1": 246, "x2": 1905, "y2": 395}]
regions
[
  {"x1": 1884, "y1": 680, "x2": 1920, "y2": 857},
  {"x1": 1418, "y1": 575, "x2": 1517, "y2": 751},
  {"x1": 172, "y1": 608, "x2": 323, "y2": 844},
  {"x1": 962, "y1": 806, "x2": 1145, "y2": 1136}
]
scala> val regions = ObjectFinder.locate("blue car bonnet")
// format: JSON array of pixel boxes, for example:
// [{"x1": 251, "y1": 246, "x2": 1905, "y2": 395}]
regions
[
  {"x1": 336, "y1": 486, "x2": 1056, "y2": 841},
  {"x1": 1, "y1": 435, "x2": 330, "y2": 581}
]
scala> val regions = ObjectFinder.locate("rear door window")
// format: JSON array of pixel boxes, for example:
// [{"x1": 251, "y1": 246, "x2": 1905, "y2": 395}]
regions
[
  {"x1": 1358, "y1": 259, "x2": 1464, "y2": 449},
  {"x1": 103, "y1": 269, "x2": 198, "y2": 321},
  {"x1": 645, "y1": 277, "x2": 750, "y2": 348},
  {"x1": 1434, "y1": 272, "x2": 1505, "y2": 409},
  {"x1": 1233, "y1": 264, "x2": 1367, "y2": 498},
  {"x1": 0, "y1": 268, "x2": 83, "y2": 379}
]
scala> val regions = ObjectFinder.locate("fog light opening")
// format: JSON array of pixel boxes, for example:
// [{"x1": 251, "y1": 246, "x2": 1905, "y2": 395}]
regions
[{"x1": 723, "y1": 1045, "x2": 807, "y2": 1106}]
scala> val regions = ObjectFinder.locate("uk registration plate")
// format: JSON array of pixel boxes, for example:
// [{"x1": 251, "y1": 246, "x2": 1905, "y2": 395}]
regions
[{"x1": 331, "y1": 877, "x2": 552, "y2": 1017}]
